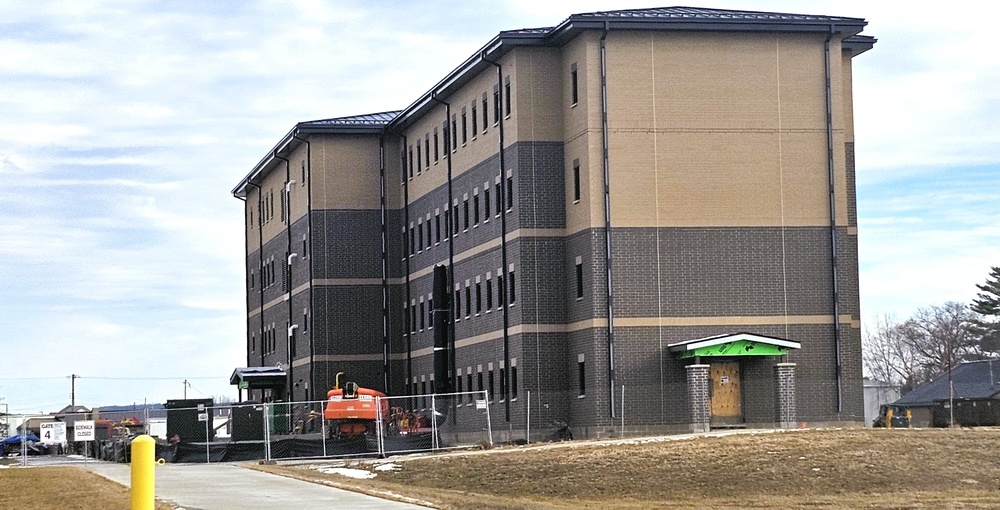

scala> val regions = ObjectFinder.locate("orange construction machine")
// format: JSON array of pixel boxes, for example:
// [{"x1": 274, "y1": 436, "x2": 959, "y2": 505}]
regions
[{"x1": 323, "y1": 373, "x2": 389, "y2": 437}]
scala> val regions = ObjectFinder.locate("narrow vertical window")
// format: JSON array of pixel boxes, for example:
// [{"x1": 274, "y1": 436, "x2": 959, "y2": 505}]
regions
[
  {"x1": 456, "y1": 371, "x2": 463, "y2": 394},
  {"x1": 471, "y1": 102, "x2": 478, "y2": 135},
  {"x1": 454, "y1": 288, "x2": 461, "y2": 322},
  {"x1": 484, "y1": 187, "x2": 491, "y2": 220},
  {"x1": 427, "y1": 217, "x2": 432, "y2": 247},
  {"x1": 571, "y1": 63, "x2": 579, "y2": 105},
  {"x1": 443, "y1": 121, "x2": 450, "y2": 153},
  {"x1": 424, "y1": 134, "x2": 430, "y2": 168},
  {"x1": 445, "y1": 207, "x2": 451, "y2": 238},
  {"x1": 461, "y1": 107, "x2": 468, "y2": 144},
  {"x1": 473, "y1": 193, "x2": 480, "y2": 225},
  {"x1": 465, "y1": 285, "x2": 472, "y2": 318},
  {"x1": 435, "y1": 212, "x2": 441, "y2": 244},
  {"x1": 504, "y1": 75, "x2": 511, "y2": 117},
  {"x1": 416, "y1": 144, "x2": 421, "y2": 174},
  {"x1": 402, "y1": 230, "x2": 408, "y2": 258},
  {"x1": 573, "y1": 159, "x2": 581, "y2": 202},
  {"x1": 511, "y1": 361, "x2": 518, "y2": 399},
  {"x1": 576, "y1": 256, "x2": 584, "y2": 299},
  {"x1": 578, "y1": 354, "x2": 586, "y2": 396},
  {"x1": 451, "y1": 115, "x2": 458, "y2": 150},
  {"x1": 463, "y1": 197, "x2": 470, "y2": 230},
  {"x1": 417, "y1": 222, "x2": 423, "y2": 252},
  {"x1": 482, "y1": 93, "x2": 489, "y2": 132},
  {"x1": 412, "y1": 304, "x2": 417, "y2": 333},
  {"x1": 428, "y1": 298, "x2": 433, "y2": 329},
  {"x1": 301, "y1": 160, "x2": 306, "y2": 184},
  {"x1": 408, "y1": 146, "x2": 414, "y2": 178},
  {"x1": 433, "y1": 128, "x2": 439, "y2": 162},
  {"x1": 401, "y1": 150, "x2": 407, "y2": 184},
  {"x1": 468, "y1": 372, "x2": 474, "y2": 401},
  {"x1": 488, "y1": 367, "x2": 495, "y2": 401},
  {"x1": 486, "y1": 278, "x2": 493, "y2": 310},
  {"x1": 410, "y1": 226, "x2": 415, "y2": 254},
  {"x1": 251, "y1": 333, "x2": 255, "y2": 353},
  {"x1": 492, "y1": 84, "x2": 500, "y2": 124},
  {"x1": 452, "y1": 204, "x2": 460, "y2": 235},
  {"x1": 475, "y1": 280, "x2": 482, "y2": 314},
  {"x1": 508, "y1": 268, "x2": 516, "y2": 304},
  {"x1": 477, "y1": 369, "x2": 484, "y2": 394}
]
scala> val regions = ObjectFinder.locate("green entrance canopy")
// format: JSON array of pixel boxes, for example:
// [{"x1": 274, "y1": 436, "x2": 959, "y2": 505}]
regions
[{"x1": 667, "y1": 332, "x2": 801, "y2": 359}]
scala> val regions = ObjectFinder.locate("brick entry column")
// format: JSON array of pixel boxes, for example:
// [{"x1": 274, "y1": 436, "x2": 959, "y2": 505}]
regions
[
  {"x1": 775, "y1": 362, "x2": 797, "y2": 428},
  {"x1": 686, "y1": 364, "x2": 710, "y2": 433}
]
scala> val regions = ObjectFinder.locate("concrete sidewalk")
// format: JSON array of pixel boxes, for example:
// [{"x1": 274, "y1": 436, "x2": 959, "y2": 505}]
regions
[{"x1": 85, "y1": 461, "x2": 430, "y2": 509}]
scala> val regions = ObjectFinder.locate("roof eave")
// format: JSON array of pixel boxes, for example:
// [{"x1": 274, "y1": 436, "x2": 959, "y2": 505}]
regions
[
  {"x1": 546, "y1": 18, "x2": 867, "y2": 46},
  {"x1": 232, "y1": 121, "x2": 388, "y2": 198}
]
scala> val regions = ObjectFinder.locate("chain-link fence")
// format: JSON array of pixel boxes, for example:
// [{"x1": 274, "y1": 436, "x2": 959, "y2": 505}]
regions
[{"x1": 1, "y1": 380, "x2": 869, "y2": 466}]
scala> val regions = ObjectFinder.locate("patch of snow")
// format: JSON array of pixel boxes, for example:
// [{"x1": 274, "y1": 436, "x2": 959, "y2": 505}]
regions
[
  {"x1": 316, "y1": 467, "x2": 376, "y2": 479},
  {"x1": 0, "y1": 464, "x2": 9, "y2": 469},
  {"x1": 812, "y1": 467, "x2": 821, "y2": 472},
  {"x1": 374, "y1": 463, "x2": 399, "y2": 472},
  {"x1": 960, "y1": 479, "x2": 980, "y2": 484}
]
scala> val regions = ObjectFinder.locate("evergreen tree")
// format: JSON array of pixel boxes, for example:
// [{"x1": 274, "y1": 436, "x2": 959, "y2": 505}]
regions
[{"x1": 971, "y1": 266, "x2": 1000, "y2": 352}]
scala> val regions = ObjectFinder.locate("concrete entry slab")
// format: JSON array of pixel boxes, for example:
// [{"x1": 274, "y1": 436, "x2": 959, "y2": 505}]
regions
[{"x1": 85, "y1": 461, "x2": 430, "y2": 510}]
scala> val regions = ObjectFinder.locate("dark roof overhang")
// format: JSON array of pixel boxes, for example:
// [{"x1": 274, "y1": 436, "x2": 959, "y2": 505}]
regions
[{"x1": 230, "y1": 366, "x2": 288, "y2": 389}]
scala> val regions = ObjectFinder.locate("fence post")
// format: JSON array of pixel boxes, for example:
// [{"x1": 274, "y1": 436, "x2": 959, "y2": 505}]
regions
[
  {"x1": 320, "y1": 400, "x2": 327, "y2": 458},
  {"x1": 204, "y1": 407, "x2": 210, "y2": 464},
  {"x1": 262, "y1": 403, "x2": 271, "y2": 463},
  {"x1": 483, "y1": 391, "x2": 493, "y2": 447},
  {"x1": 430, "y1": 393, "x2": 438, "y2": 450},
  {"x1": 375, "y1": 396, "x2": 385, "y2": 458},
  {"x1": 130, "y1": 435, "x2": 155, "y2": 510}
]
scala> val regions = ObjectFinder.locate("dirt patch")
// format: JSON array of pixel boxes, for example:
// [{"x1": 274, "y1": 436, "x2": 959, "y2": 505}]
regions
[
  {"x1": 0, "y1": 466, "x2": 176, "y2": 510},
  {"x1": 256, "y1": 428, "x2": 1000, "y2": 509}
]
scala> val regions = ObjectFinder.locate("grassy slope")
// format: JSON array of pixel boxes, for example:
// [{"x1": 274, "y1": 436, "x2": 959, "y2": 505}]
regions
[
  {"x1": 0, "y1": 466, "x2": 175, "y2": 510},
  {"x1": 256, "y1": 428, "x2": 1000, "y2": 509}
]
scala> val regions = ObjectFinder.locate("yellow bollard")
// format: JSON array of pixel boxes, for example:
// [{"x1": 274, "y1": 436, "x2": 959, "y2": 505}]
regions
[{"x1": 130, "y1": 435, "x2": 156, "y2": 510}]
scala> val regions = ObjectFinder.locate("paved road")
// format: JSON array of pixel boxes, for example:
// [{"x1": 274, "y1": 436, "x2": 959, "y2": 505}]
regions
[{"x1": 85, "y1": 461, "x2": 431, "y2": 510}]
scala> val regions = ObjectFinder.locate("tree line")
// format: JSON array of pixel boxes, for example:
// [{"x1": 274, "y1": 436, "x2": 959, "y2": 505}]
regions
[{"x1": 863, "y1": 266, "x2": 1000, "y2": 394}]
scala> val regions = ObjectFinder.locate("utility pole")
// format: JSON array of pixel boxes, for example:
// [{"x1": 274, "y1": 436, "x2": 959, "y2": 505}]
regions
[
  {"x1": 69, "y1": 374, "x2": 80, "y2": 408},
  {"x1": 183, "y1": 379, "x2": 190, "y2": 400}
]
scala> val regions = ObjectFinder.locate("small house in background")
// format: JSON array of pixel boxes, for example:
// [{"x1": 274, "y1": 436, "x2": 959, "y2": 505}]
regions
[
  {"x1": 863, "y1": 378, "x2": 901, "y2": 427},
  {"x1": 893, "y1": 359, "x2": 1000, "y2": 427}
]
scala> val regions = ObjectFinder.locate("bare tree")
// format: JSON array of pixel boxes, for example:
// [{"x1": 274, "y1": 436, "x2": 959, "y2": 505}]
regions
[
  {"x1": 863, "y1": 314, "x2": 921, "y2": 392},
  {"x1": 863, "y1": 303, "x2": 984, "y2": 394},
  {"x1": 901, "y1": 302, "x2": 982, "y2": 377}
]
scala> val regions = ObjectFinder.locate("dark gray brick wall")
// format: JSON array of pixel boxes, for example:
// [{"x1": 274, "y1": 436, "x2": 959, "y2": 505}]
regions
[
  {"x1": 846, "y1": 141, "x2": 857, "y2": 227},
  {"x1": 311, "y1": 209, "x2": 383, "y2": 279},
  {"x1": 613, "y1": 226, "x2": 838, "y2": 318}
]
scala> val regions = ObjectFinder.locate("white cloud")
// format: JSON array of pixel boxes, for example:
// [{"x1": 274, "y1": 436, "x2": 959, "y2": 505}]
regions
[{"x1": 0, "y1": 0, "x2": 997, "y2": 411}]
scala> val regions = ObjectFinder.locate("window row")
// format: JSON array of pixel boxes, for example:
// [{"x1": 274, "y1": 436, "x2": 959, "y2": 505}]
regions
[
  {"x1": 409, "y1": 358, "x2": 518, "y2": 409},
  {"x1": 404, "y1": 266, "x2": 516, "y2": 334},
  {"x1": 403, "y1": 76, "x2": 512, "y2": 180},
  {"x1": 403, "y1": 174, "x2": 514, "y2": 258}
]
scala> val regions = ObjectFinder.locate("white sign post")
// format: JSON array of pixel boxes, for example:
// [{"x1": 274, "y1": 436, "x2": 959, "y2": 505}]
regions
[{"x1": 74, "y1": 420, "x2": 95, "y2": 462}]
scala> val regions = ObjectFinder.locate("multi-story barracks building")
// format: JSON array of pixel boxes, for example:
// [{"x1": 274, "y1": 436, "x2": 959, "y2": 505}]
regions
[{"x1": 232, "y1": 6, "x2": 875, "y2": 437}]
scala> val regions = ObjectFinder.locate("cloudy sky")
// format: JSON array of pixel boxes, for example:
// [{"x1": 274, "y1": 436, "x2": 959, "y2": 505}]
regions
[{"x1": 1, "y1": 1, "x2": 997, "y2": 413}]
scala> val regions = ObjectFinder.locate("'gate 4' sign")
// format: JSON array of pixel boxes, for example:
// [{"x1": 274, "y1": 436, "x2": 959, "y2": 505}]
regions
[{"x1": 39, "y1": 422, "x2": 67, "y2": 444}]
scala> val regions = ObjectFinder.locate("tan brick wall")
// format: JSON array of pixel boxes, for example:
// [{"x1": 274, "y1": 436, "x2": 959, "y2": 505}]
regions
[
  {"x1": 310, "y1": 135, "x2": 383, "y2": 210},
  {"x1": 599, "y1": 30, "x2": 853, "y2": 228}
]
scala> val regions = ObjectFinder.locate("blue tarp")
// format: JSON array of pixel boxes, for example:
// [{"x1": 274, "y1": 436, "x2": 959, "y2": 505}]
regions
[{"x1": 1, "y1": 434, "x2": 40, "y2": 445}]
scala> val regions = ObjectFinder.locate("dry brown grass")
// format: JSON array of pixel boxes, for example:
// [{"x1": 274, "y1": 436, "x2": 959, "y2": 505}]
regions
[
  {"x1": 255, "y1": 427, "x2": 1000, "y2": 509},
  {"x1": 0, "y1": 466, "x2": 175, "y2": 510}
]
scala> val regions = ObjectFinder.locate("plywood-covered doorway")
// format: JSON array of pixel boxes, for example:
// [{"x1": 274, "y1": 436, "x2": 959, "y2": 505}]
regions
[{"x1": 710, "y1": 362, "x2": 744, "y2": 426}]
